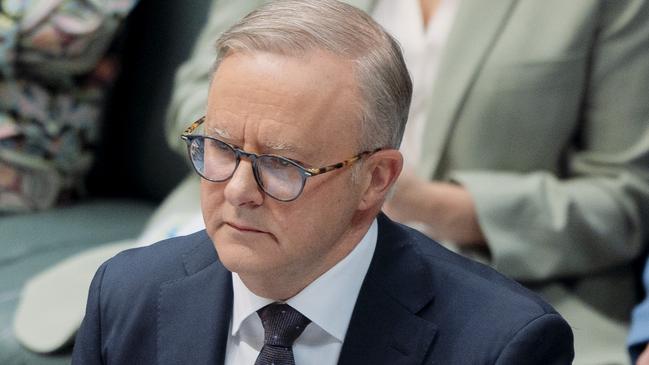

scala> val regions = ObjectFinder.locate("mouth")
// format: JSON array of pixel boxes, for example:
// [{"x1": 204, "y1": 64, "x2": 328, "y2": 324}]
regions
[{"x1": 225, "y1": 222, "x2": 268, "y2": 234}]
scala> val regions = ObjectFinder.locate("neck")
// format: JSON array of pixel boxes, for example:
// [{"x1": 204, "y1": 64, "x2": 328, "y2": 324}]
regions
[{"x1": 419, "y1": 0, "x2": 441, "y2": 29}]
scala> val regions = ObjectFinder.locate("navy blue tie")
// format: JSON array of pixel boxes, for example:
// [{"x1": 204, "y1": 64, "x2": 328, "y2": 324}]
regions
[{"x1": 255, "y1": 303, "x2": 311, "y2": 365}]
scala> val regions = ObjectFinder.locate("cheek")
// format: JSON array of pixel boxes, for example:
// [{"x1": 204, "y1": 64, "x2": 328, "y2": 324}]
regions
[
  {"x1": 274, "y1": 178, "x2": 358, "y2": 243},
  {"x1": 200, "y1": 182, "x2": 226, "y2": 229},
  {"x1": 272, "y1": 206, "x2": 317, "y2": 243}
]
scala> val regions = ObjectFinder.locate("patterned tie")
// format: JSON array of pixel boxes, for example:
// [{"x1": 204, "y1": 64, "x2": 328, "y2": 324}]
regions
[{"x1": 255, "y1": 303, "x2": 312, "y2": 365}]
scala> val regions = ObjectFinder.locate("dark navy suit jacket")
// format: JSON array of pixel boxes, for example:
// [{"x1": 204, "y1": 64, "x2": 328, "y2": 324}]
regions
[{"x1": 72, "y1": 214, "x2": 574, "y2": 364}]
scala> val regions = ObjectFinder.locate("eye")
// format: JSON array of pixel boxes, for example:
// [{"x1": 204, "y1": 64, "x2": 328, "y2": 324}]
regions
[
  {"x1": 217, "y1": 141, "x2": 231, "y2": 151},
  {"x1": 266, "y1": 156, "x2": 293, "y2": 168}
]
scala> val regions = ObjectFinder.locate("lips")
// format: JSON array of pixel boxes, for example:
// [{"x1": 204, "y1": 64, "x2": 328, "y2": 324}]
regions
[{"x1": 226, "y1": 221, "x2": 267, "y2": 234}]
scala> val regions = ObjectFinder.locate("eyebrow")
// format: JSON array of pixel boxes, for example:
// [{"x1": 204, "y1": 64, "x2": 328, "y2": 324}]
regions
[
  {"x1": 207, "y1": 126, "x2": 232, "y2": 139},
  {"x1": 206, "y1": 126, "x2": 298, "y2": 154},
  {"x1": 264, "y1": 140, "x2": 297, "y2": 153}
]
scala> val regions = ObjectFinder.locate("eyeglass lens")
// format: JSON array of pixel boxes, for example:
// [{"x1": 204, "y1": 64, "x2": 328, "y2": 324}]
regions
[{"x1": 189, "y1": 136, "x2": 306, "y2": 201}]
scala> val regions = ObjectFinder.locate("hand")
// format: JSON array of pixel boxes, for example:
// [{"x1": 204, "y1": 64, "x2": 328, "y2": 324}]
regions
[
  {"x1": 637, "y1": 343, "x2": 649, "y2": 365},
  {"x1": 383, "y1": 168, "x2": 485, "y2": 246}
]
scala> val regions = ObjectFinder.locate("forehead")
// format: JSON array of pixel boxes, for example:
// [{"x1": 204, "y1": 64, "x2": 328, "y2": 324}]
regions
[{"x1": 205, "y1": 51, "x2": 363, "y2": 158}]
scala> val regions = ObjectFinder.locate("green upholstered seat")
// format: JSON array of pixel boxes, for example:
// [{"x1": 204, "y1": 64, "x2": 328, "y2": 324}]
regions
[{"x1": 0, "y1": 200, "x2": 153, "y2": 363}]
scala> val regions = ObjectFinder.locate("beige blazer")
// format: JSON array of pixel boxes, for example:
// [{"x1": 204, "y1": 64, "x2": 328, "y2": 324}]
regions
[{"x1": 166, "y1": 1, "x2": 649, "y2": 364}]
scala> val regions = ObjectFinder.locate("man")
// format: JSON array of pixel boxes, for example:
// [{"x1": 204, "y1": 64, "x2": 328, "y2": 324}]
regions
[
  {"x1": 73, "y1": 1, "x2": 574, "y2": 364},
  {"x1": 166, "y1": 1, "x2": 649, "y2": 363}
]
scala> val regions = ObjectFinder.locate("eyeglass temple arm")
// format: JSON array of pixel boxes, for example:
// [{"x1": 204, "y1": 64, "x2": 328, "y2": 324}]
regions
[
  {"x1": 304, "y1": 148, "x2": 383, "y2": 176},
  {"x1": 181, "y1": 116, "x2": 206, "y2": 138}
]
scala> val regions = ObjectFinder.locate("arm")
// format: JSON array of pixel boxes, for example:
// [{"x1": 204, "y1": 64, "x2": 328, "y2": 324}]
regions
[
  {"x1": 165, "y1": 0, "x2": 265, "y2": 156},
  {"x1": 495, "y1": 313, "x2": 574, "y2": 365},
  {"x1": 72, "y1": 262, "x2": 108, "y2": 365},
  {"x1": 383, "y1": 169, "x2": 485, "y2": 245}
]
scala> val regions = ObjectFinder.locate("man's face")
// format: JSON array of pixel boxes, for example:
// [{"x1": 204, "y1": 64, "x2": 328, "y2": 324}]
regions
[{"x1": 201, "y1": 50, "x2": 367, "y2": 290}]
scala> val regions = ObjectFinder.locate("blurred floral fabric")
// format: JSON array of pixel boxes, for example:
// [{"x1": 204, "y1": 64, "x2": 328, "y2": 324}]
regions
[{"x1": 0, "y1": 0, "x2": 137, "y2": 213}]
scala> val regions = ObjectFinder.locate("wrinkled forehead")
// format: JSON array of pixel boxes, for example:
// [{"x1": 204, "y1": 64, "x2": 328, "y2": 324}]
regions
[
  {"x1": 205, "y1": 122, "x2": 301, "y2": 154},
  {"x1": 204, "y1": 50, "x2": 364, "y2": 158}
]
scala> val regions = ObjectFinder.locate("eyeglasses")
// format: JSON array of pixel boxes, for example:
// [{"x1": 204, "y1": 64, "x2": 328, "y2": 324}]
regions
[{"x1": 181, "y1": 116, "x2": 380, "y2": 202}]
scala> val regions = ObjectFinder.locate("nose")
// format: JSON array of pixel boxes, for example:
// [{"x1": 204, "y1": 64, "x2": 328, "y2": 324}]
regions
[{"x1": 223, "y1": 159, "x2": 264, "y2": 207}]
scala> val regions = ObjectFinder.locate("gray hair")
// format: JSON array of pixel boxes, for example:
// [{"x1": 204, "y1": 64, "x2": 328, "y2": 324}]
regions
[{"x1": 211, "y1": 0, "x2": 412, "y2": 151}]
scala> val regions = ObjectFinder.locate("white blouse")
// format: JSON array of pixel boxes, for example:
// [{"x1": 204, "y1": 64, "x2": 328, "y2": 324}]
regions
[{"x1": 373, "y1": 0, "x2": 460, "y2": 169}]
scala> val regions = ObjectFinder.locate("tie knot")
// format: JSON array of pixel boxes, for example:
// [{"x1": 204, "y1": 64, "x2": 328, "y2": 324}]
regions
[{"x1": 257, "y1": 303, "x2": 311, "y2": 347}]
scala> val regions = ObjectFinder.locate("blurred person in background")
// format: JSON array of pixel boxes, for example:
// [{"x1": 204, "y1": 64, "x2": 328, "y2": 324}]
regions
[{"x1": 0, "y1": 0, "x2": 137, "y2": 213}]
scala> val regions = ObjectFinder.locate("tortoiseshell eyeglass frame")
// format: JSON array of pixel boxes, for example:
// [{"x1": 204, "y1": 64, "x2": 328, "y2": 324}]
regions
[{"x1": 180, "y1": 116, "x2": 382, "y2": 202}]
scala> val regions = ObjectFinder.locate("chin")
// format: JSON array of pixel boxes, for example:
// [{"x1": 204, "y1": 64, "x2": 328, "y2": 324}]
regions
[
  {"x1": 211, "y1": 230, "x2": 272, "y2": 275},
  {"x1": 213, "y1": 241, "x2": 252, "y2": 274}
]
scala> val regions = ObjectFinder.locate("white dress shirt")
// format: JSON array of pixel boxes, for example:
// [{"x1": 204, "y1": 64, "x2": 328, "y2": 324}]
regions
[
  {"x1": 224, "y1": 219, "x2": 378, "y2": 365},
  {"x1": 373, "y1": 0, "x2": 460, "y2": 169}
]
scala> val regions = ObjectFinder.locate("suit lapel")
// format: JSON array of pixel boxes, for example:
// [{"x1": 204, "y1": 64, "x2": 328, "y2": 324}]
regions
[
  {"x1": 419, "y1": 0, "x2": 517, "y2": 178},
  {"x1": 338, "y1": 214, "x2": 438, "y2": 365},
  {"x1": 157, "y1": 235, "x2": 233, "y2": 364}
]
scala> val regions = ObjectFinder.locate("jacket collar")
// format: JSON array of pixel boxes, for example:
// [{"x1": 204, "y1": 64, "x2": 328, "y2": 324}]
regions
[
  {"x1": 338, "y1": 213, "x2": 438, "y2": 365},
  {"x1": 419, "y1": 0, "x2": 517, "y2": 178},
  {"x1": 337, "y1": 0, "x2": 518, "y2": 180},
  {"x1": 157, "y1": 232, "x2": 233, "y2": 364},
  {"x1": 156, "y1": 214, "x2": 438, "y2": 364}
]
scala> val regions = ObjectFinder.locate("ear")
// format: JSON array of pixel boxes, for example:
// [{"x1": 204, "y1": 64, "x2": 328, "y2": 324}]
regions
[{"x1": 358, "y1": 150, "x2": 403, "y2": 211}]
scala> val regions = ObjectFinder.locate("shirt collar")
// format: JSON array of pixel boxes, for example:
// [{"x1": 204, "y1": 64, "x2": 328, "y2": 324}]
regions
[{"x1": 230, "y1": 219, "x2": 378, "y2": 342}]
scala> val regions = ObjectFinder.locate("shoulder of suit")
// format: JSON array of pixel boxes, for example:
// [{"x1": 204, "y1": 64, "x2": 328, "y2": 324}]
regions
[
  {"x1": 383, "y1": 219, "x2": 559, "y2": 318},
  {"x1": 98, "y1": 230, "x2": 214, "y2": 290}
]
